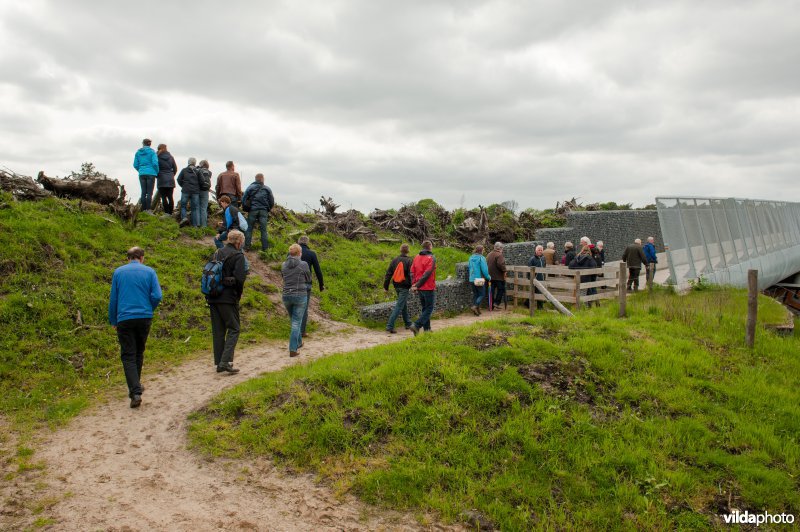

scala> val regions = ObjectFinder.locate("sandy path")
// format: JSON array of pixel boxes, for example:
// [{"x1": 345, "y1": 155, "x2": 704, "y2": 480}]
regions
[{"x1": 20, "y1": 310, "x2": 507, "y2": 531}]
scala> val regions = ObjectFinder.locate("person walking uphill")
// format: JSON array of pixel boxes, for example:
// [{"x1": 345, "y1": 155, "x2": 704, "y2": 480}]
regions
[
  {"x1": 622, "y1": 238, "x2": 648, "y2": 292},
  {"x1": 409, "y1": 240, "x2": 436, "y2": 335},
  {"x1": 108, "y1": 247, "x2": 162, "y2": 408},
  {"x1": 214, "y1": 195, "x2": 243, "y2": 249},
  {"x1": 156, "y1": 144, "x2": 177, "y2": 215},
  {"x1": 216, "y1": 161, "x2": 242, "y2": 208},
  {"x1": 242, "y1": 173, "x2": 275, "y2": 252},
  {"x1": 207, "y1": 230, "x2": 247, "y2": 373},
  {"x1": 298, "y1": 235, "x2": 324, "y2": 338},
  {"x1": 133, "y1": 138, "x2": 159, "y2": 212},
  {"x1": 487, "y1": 242, "x2": 507, "y2": 310},
  {"x1": 282, "y1": 244, "x2": 311, "y2": 357},
  {"x1": 468, "y1": 244, "x2": 490, "y2": 315},
  {"x1": 383, "y1": 243, "x2": 414, "y2": 333}
]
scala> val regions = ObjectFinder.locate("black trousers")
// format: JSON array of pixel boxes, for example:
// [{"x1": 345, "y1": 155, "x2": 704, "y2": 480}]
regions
[
  {"x1": 491, "y1": 280, "x2": 506, "y2": 309},
  {"x1": 116, "y1": 318, "x2": 152, "y2": 398},
  {"x1": 627, "y1": 267, "x2": 642, "y2": 289},
  {"x1": 159, "y1": 187, "x2": 174, "y2": 214},
  {"x1": 210, "y1": 303, "x2": 240, "y2": 367}
]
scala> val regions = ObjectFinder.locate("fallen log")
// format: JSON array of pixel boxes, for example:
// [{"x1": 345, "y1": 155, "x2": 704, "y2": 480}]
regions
[
  {"x1": 0, "y1": 168, "x2": 50, "y2": 201},
  {"x1": 37, "y1": 171, "x2": 121, "y2": 205}
]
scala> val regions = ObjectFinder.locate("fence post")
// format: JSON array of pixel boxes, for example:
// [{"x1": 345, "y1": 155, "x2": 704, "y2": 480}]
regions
[
  {"x1": 574, "y1": 272, "x2": 581, "y2": 311},
  {"x1": 746, "y1": 269, "x2": 758, "y2": 348},
  {"x1": 647, "y1": 264, "x2": 654, "y2": 293},
  {"x1": 530, "y1": 267, "x2": 536, "y2": 317},
  {"x1": 618, "y1": 263, "x2": 627, "y2": 318}
]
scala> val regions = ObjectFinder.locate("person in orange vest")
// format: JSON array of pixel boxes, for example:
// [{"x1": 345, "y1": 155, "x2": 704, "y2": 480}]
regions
[
  {"x1": 383, "y1": 243, "x2": 413, "y2": 334},
  {"x1": 409, "y1": 240, "x2": 437, "y2": 335}
]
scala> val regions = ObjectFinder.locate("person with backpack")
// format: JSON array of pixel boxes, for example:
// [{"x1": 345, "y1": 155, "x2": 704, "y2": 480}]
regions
[
  {"x1": 196, "y1": 160, "x2": 213, "y2": 228},
  {"x1": 241, "y1": 173, "x2": 275, "y2": 252},
  {"x1": 409, "y1": 240, "x2": 437, "y2": 335},
  {"x1": 214, "y1": 195, "x2": 247, "y2": 249},
  {"x1": 108, "y1": 246, "x2": 162, "y2": 408},
  {"x1": 177, "y1": 157, "x2": 200, "y2": 227},
  {"x1": 206, "y1": 229, "x2": 247, "y2": 373},
  {"x1": 132, "y1": 138, "x2": 159, "y2": 212},
  {"x1": 468, "y1": 244, "x2": 490, "y2": 315},
  {"x1": 282, "y1": 243, "x2": 312, "y2": 357},
  {"x1": 155, "y1": 144, "x2": 177, "y2": 216},
  {"x1": 383, "y1": 243, "x2": 413, "y2": 333}
]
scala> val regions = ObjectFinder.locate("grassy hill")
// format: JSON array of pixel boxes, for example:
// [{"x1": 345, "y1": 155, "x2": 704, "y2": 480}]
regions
[{"x1": 189, "y1": 289, "x2": 799, "y2": 530}]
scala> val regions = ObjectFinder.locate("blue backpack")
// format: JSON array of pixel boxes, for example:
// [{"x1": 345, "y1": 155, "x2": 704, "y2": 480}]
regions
[{"x1": 201, "y1": 252, "x2": 227, "y2": 297}]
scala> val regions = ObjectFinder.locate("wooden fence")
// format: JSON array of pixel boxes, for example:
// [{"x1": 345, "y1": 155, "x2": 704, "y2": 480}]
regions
[{"x1": 504, "y1": 264, "x2": 623, "y2": 310}]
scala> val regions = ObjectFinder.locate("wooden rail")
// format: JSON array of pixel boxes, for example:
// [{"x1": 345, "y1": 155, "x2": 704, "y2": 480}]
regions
[{"x1": 505, "y1": 264, "x2": 623, "y2": 310}]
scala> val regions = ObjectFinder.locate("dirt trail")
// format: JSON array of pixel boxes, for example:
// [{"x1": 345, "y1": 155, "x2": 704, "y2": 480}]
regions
[{"x1": 12, "y1": 310, "x2": 509, "y2": 531}]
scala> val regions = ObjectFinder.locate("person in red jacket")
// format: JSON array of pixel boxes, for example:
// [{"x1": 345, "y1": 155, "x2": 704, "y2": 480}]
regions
[{"x1": 409, "y1": 240, "x2": 436, "y2": 335}]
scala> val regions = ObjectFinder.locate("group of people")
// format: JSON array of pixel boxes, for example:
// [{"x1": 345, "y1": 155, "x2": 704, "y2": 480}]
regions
[{"x1": 133, "y1": 139, "x2": 274, "y2": 253}]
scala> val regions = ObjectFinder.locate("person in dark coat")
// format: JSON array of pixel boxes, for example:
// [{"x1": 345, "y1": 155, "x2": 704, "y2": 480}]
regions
[
  {"x1": 622, "y1": 238, "x2": 649, "y2": 291},
  {"x1": 156, "y1": 144, "x2": 177, "y2": 215},
  {"x1": 527, "y1": 244, "x2": 547, "y2": 310},
  {"x1": 594, "y1": 240, "x2": 606, "y2": 266},
  {"x1": 561, "y1": 241, "x2": 576, "y2": 266},
  {"x1": 298, "y1": 235, "x2": 324, "y2": 338},
  {"x1": 383, "y1": 243, "x2": 414, "y2": 333},
  {"x1": 486, "y1": 242, "x2": 507, "y2": 310},
  {"x1": 207, "y1": 230, "x2": 247, "y2": 373},
  {"x1": 177, "y1": 157, "x2": 201, "y2": 227},
  {"x1": 569, "y1": 245, "x2": 598, "y2": 308},
  {"x1": 241, "y1": 173, "x2": 275, "y2": 251}
]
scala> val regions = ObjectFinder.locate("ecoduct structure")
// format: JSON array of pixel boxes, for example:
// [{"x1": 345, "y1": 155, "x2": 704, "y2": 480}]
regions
[{"x1": 656, "y1": 197, "x2": 800, "y2": 290}]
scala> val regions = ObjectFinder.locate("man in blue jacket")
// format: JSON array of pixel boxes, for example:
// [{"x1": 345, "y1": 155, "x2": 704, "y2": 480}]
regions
[
  {"x1": 241, "y1": 173, "x2": 275, "y2": 252},
  {"x1": 643, "y1": 236, "x2": 658, "y2": 279},
  {"x1": 108, "y1": 247, "x2": 162, "y2": 408},
  {"x1": 132, "y1": 138, "x2": 159, "y2": 212}
]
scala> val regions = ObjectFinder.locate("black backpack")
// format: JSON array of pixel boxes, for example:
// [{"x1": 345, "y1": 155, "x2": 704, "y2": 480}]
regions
[{"x1": 197, "y1": 168, "x2": 212, "y2": 191}]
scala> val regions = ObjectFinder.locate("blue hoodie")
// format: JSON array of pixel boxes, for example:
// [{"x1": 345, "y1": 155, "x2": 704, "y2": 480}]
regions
[
  {"x1": 643, "y1": 242, "x2": 658, "y2": 264},
  {"x1": 108, "y1": 261, "x2": 163, "y2": 326},
  {"x1": 468, "y1": 253, "x2": 490, "y2": 282},
  {"x1": 133, "y1": 146, "x2": 159, "y2": 177}
]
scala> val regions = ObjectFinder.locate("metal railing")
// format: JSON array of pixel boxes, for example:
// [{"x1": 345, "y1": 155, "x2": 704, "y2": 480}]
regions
[{"x1": 656, "y1": 197, "x2": 800, "y2": 290}]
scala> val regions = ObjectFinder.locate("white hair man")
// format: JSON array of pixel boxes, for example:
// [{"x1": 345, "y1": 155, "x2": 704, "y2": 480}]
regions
[
  {"x1": 622, "y1": 238, "x2": 648, "y2": 291},
  {"x1": 643, "y1": 236, "x2": 658, "y2": 277},
  {"x1": 543, "y1": 241, "x2": 556, "y2": 265},
  {"x1": 527, "y1": 245, "x2": 546, "y2": 310},
  {"x1": 486, "y1": 242, "x2": 507, "y2": 310}
]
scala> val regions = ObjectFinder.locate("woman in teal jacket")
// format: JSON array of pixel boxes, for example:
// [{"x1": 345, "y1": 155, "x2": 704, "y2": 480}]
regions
[
  {"x1": 133, "y1": 138, "x2": 159, "y2": 211},
  {"x1": 468, "y1": 244, "x2": 491, "y2": 315}
]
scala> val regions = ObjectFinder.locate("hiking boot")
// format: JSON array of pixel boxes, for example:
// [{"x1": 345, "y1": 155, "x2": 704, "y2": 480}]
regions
[
  {"x1": 470, "y1": 305, "x2": 479, "y2": 316},
  {"x1": 130, "y1": 395, "x2": 142, "y2": 408},
  {"x1": 179, "y1": 218, "x2": 190, "y2": 228},
  {"x1": 301, "y1": 333, "x2": 308, "y2": 338},
  {"x1": 409, "y1": 324, "x2": 419, "y2": 336},
  {"x1": 387, "y1": 329, "x2": 397, "y2": 334},
  {"x1": 289, "y1": 351, "x2": 299, "y2": 357},
  {"x1": 217, "y1": 364, "x2": 240, "y2": 374}
]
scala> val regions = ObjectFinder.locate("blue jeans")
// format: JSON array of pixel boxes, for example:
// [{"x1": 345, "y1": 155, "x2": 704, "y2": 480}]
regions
[
  {"x1": 214, "y1": 231, "x2": 227, "y2": 249},
  {"x1": 180, "y1": 191, "x2": 200, "y2": 227},
  {"x1": 198, "y1": 190, "x2": 209, "y2": 227},
  {"x1": 283, "y1": 294, "x2": 307, "y2": 352},
  {"x1": 414, "y1": 290, "x2": 435, "y2": 331},
  {"x1": 471, "y1": 284, "x2": 486, "y2": 307},
  {"x1": 301, "y1": 289, "x2": 311, "y2": 335},
  {"x1": 245, "y1": 209, "x2": 269, "y2": 250},
  {"x1": 139, "y1": 175, "x2": 156, "y2": 210},
  {"x1": 386, "y1": 287, "x2": 411, "y2": 331}
]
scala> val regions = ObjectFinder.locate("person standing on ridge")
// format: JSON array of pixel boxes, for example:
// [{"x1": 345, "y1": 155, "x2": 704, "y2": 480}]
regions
[
  {"x1": 133, "y1": 138, "x2": 159, "y2": 212},
  {"x1": 241, "y1": 173, "x2": 275, "y2": 252},
  {"x1": 207, "y1": 230, "x2": 247, "y2": 373},
  {"x1": 177, "y1": 157, "x2": 200, "y2": 227},
  {"x1": 409, "y1": 240, "x2": 437, "y2": 335},
  {"x1": 298, "y1": 235, "x2": 324, "y2": 338},
  {"x1": 383, "y1": 243, "x2": 414, "y2": 333},
  {"x1": 216, "y1": 161, "x2": 242, "y2": 208},
  {"x1": 155, "y1": 143, "x2": 177, "y2": 216},
  {"x1": 196, "y1": 160, "x2": 213, "y2": 228},
  {"x1": 108, "y1": 246, "x2": 162, "y2": 408}
]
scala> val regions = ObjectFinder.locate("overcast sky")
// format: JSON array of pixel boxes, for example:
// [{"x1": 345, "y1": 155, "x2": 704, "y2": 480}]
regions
[{"x1": 1, "y1": 0, "x2": 798, "y2": 212}]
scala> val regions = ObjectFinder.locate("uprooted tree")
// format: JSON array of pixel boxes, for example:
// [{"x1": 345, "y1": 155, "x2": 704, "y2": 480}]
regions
[{"x1": 37, "y1": 163, "x2": 123, "y2": 205}]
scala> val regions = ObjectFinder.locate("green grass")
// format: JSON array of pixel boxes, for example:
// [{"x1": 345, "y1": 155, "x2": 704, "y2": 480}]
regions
[
  {"x1": 189, "y1": 289, "x2": 800, "y2": 530},
  {"x1": 0, "y1": 193, "x2": 290, "y2": 429}
]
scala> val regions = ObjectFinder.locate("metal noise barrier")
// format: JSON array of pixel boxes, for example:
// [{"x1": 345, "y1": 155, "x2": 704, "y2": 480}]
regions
[{"x1": 656, "y1": 197, "x2": 800, "y2": 291}]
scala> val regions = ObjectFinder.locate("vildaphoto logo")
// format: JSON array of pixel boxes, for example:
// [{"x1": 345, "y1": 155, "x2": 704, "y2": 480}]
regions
[{"x1": 721, "y1": 510, "x2": 795, "y2": 526}]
